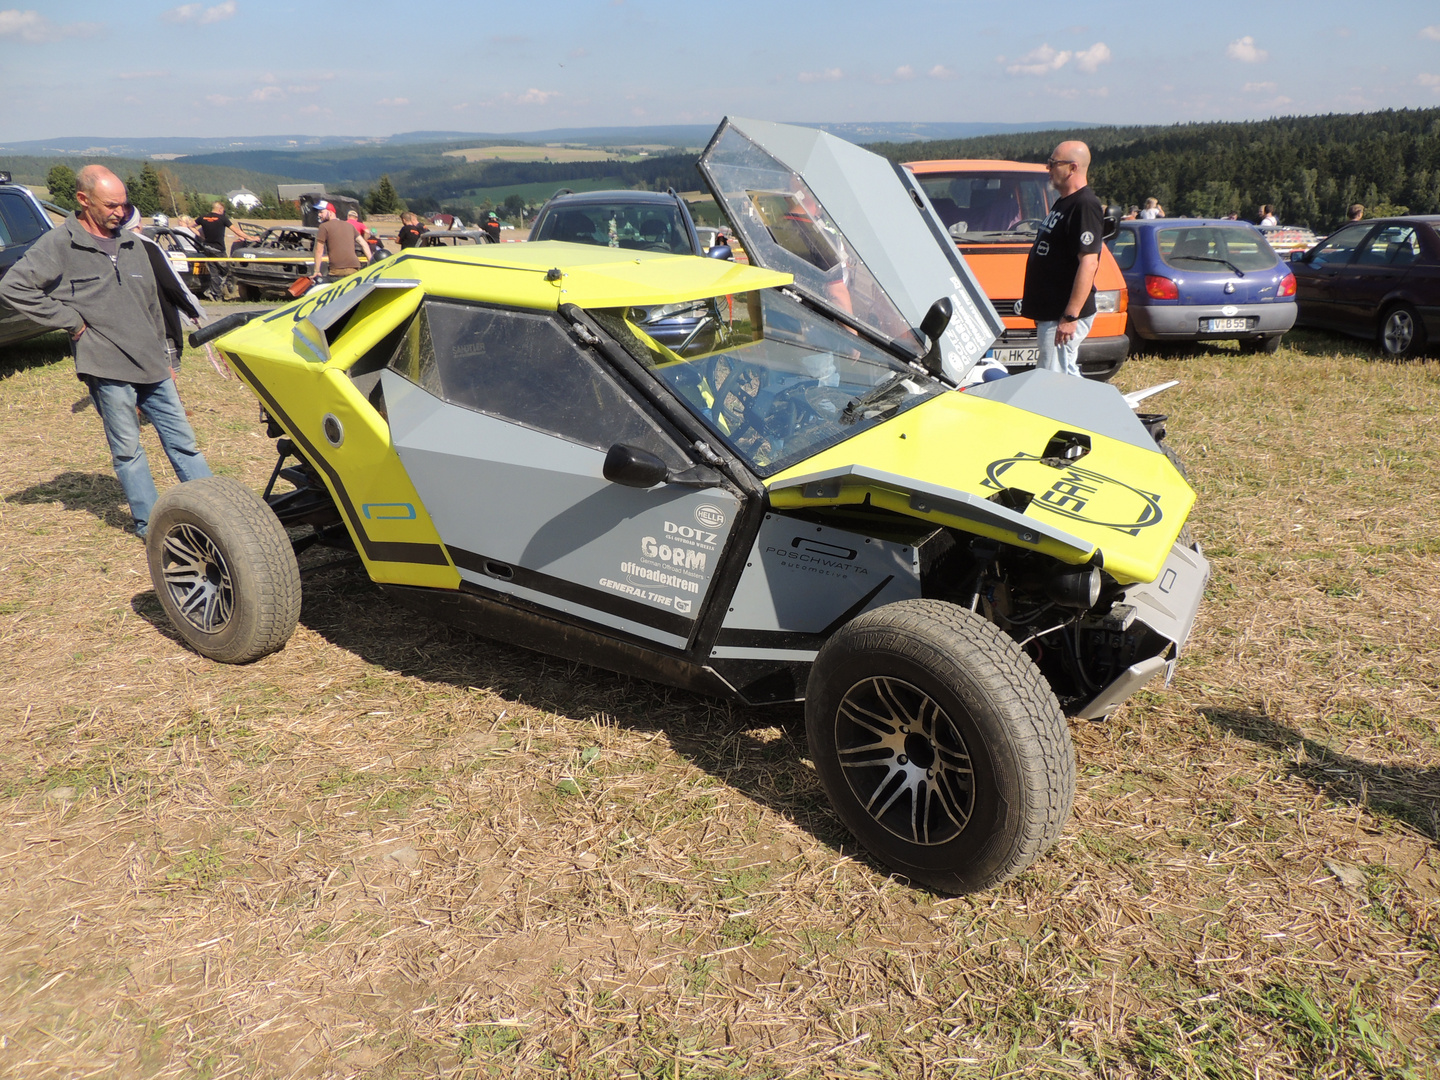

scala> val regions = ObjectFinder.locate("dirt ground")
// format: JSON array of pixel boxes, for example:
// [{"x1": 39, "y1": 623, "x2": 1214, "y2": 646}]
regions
[{"x1": 0, "y1": 328, "x2": 1436, "y2": 1078}]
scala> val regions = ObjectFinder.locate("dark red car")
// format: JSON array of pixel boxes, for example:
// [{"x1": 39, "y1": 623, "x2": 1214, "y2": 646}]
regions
[{"x1": 1290, "y1": 216, "x2": 1440, "y2": 358}]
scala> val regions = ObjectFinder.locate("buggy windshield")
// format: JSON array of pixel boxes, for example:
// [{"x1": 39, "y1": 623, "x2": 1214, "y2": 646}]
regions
[{"x1": 594, "y1": 287, "x2": 944, "y2": 477}]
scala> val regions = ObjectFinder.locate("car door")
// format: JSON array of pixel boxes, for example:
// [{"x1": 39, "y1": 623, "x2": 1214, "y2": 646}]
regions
[
  {"x1": 0, "y1": 185, "x2": 53, "y2": 346},
  {"x1": 1340, "y1": 225, "x2": 1420, "y2": 329},
  {"x1": 1292, "y1": 223, "x2": 1373, "y2": 332},
  {"x1": 382, "y1": 298, "x2": 746, "y2": 652}
]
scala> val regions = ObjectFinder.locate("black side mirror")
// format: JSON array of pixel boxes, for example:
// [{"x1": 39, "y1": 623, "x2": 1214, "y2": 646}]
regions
[
  {"x1": 1102, "y1": 204, "x2": 1121, "y2": 241},
  {"x1": 604, "y1": 443, "x2": 669, "y2": 488},
  {"x1": 706, "y1": 244, "x2": 733, "y2": 260},
  {"x1": 918, "y1": 297, "x2": 952, "y2": 378}
]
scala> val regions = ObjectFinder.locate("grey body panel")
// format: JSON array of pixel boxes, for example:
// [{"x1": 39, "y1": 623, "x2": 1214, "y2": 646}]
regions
[
  {"x1": 1130, "y1": 301, "x2": 1296, "y2": 340},
  {"x1": 1072, "y1": 539, "x2": 1211, "y2": 719},
  {"x1": 714, "y1": 513, "x2": 922, "y2": 660},
  {"x1": 964, "y1": 368, "x2": 1165, "y2": 453},
  {"x1": 384, "y1": 370, "x2": 741, "y2": 650},
  {"x1": 698, "y1": 117, "x2": 1003, "y2": 381},
  {"x1": 768, "y1": 463, "x2": 1094, "y2": 556}
]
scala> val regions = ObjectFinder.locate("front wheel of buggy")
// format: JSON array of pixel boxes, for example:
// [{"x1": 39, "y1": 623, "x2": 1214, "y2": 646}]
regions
[
  {"x1": 805, "y1": 600, "x2": 1075, "y2": 894},
  {"x1": 145, "y1": 476, "x2": 301, "y2": 664}
]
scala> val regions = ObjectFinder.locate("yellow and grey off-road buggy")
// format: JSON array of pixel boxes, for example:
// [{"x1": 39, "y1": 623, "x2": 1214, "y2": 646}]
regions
[{"x1": 156, "y1": 119, "x2": 1208, "y2": 892}]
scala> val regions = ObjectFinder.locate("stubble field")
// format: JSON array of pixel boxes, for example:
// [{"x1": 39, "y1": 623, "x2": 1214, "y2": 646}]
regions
[{"x1": 0, "y1": 327, "x2": 1436, "y2": 1079}]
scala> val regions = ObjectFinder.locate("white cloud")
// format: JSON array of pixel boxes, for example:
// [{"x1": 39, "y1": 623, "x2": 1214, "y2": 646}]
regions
[
  {"x1": 1074, "y1": 42, "x2": 1110, "y2": 73},
  {"x1": 502, "y1": 88, "x2": 559, "y2": 105},
  {"x1": 1243, "y1": 81, "x2": 1278, "y2": 92},
  {"x1": 1421, "y1": 25, "x2": 1440, "y2": 41},
  {"x1": 0, "y1": 9, "x2": 101, "y2": 42},
  {"x1": 164, "y1": 1, "x2": 236, "y2": 25},
  {"x1": 894, "y1": 65, "x2": 915, "y2": 81},
  {"x1": 204, "y1": 93, "x2": 234, "y2": 105},
  {"x1": 376, "y1": 97, "x2": 410, "y2": 106},
  {"x1": 247, "y1": 85, "x2": 282, "y2": 102},
  {"x1": 798, "y1": 67, "x2": 843, "y2": 83},
  {"x1": 1226, "y1": 36, "x2": 1268, "y2": 62},
  {"x1": 1417, "y1": 73, "x2": 1440, "y2": 88},
  {"x1": 928, "y1": 64, "x2": 957, "y2": 80},
  {"x1": 1006, "y1": 44, "x2": 1071, "y2": 76}
]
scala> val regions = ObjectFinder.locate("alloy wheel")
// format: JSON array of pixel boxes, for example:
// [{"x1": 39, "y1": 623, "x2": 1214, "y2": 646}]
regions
[
  {"x1": 160, "y1": 523, "x2": 234, "y2": 633},
  {"x1": 1383, "y1": 310, "x2": 1415, "y2": 355},
  {"x1": 834, "y1": 676, "x2": 975, "y2": 845}
]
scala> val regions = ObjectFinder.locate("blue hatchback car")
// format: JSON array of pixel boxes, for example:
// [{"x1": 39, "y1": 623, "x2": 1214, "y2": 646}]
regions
[{"x1": 1108, "y1": 219, "x2": 1297, "y2": 354}]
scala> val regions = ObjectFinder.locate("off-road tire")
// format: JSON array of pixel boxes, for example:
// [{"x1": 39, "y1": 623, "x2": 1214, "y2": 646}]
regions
[
  {"x1": 805, "y1": 599, "x2": 1075, "y2": 894},
  {"x1": 1378, "y1": 303, "x2": 1426, "y2": 359},
  {"x1": 146, "y1": 476, "x2": 301, "y2": 664}
]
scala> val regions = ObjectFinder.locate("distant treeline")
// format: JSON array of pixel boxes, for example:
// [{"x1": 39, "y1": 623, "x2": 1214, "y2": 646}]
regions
[
  {"x1": 0, "y1": 154, "x2": 306, "y2": 202},
  {"x1": 872, "y1": 108, "x2": 1440, "y2": 232}
]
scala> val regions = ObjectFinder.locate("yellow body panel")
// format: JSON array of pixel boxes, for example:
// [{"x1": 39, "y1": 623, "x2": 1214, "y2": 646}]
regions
[
  {"x1": 213, "y1": 244, "x2": 791, "y2": 588},
  {"x1": 767, "y1": 389, "x2": 1195, "y2": 585}
]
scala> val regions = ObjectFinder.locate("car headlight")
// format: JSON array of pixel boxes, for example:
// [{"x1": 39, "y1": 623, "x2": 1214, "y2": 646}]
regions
[{"x1": 1093, "y1": 289, "x2": 1123, "y2": 313}]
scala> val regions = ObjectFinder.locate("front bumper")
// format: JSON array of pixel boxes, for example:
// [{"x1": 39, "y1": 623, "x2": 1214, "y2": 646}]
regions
[
  {"x1": 990, "y1": 331, "x2": 1131, "y2": 382},
  {"x1": 1130, "y1": 302, "x2": 1297, "y2": 341},
  {"x1": 1072, "y1": 539, "x2": 1212, "y2": 720}
]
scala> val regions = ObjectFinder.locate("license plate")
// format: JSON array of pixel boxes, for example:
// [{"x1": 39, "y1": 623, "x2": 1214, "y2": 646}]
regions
[
  {"x1": 993, "y1": 347, "x2": 1040, "y2": 366},
  {"x1": 1204, "y1": 317, "x2": 1248, "y2": 331}
]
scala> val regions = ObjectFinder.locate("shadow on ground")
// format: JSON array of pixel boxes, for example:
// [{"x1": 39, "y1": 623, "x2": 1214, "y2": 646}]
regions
[
  {"x1": 129, "y1": 556, "x2": 856, "y2": 870},
  {"x1": 0, "y1": 331, "x2": 72, "y2": 379},
  {"x1": 5, "y1": 470, "x2": 132, "y2": 532},
  {"x1": 1205, "y1": 705, "x2": 1440, "y2": 842}
]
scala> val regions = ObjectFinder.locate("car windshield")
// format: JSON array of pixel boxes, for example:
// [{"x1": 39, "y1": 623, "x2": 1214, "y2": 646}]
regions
[
  {"x1": 533, "y1": 201, "x2": 695, "y2": 254},
  {"x1": 593, "y1": 287, "x2": 943, "y2": 477},
  {"x1": 912, "y1": 171, "x2": 1052, "y2": 237},
  {"x1": 1158, "y1": 226, "x2": 1277, "y2": 272}
]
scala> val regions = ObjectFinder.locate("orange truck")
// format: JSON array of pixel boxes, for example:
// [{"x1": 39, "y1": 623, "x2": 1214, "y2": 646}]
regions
[{"x1": 904, "y1": 159, "x2": 1130, "y2": 380}]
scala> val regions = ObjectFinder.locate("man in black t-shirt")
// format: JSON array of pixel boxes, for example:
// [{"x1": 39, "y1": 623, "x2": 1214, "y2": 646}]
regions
[
  {"x1": 396, "y1": 212, "x2": 426, "y2": 249},
  {"x1": 1021, "y1": 141, "x2": 1103, "y2": 378}
]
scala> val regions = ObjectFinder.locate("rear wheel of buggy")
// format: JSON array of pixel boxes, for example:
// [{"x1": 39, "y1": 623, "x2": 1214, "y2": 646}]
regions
[
  {"x1": 145, "y1": 476, "x2": 301, "y2": 664},
  {"x1": 805, "y1": 600, "x2": 1075, "y2": 894}
]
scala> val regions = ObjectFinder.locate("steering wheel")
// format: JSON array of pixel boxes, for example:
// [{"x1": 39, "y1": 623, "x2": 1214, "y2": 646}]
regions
[{"x1": 710, "y1": 361, "x2": 763, "y2": 431}]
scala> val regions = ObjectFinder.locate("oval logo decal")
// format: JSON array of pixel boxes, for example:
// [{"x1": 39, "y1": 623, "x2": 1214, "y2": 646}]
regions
[{"x1": 982, "y1": 453, "x2": 1164, "y2": 536}]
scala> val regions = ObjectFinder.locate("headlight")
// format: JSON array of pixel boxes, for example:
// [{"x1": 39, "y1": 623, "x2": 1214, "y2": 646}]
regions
[{"x1": 1093, "y1": 289, "x2": 1123, "y2": 313}]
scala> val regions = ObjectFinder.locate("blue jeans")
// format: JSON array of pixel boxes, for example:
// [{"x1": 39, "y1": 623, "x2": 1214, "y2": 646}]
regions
[
  {"x1": 87, "y1": 377, "x2": 211, "y2": 537},
  {"x1": 1035, "y1": 314, "x2": 1095, "y2": 379}
]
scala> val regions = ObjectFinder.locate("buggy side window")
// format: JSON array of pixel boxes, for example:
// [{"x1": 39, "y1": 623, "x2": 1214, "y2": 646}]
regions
[{"x1": 387, "y1": 300, "x2": 685, "y2": 466}]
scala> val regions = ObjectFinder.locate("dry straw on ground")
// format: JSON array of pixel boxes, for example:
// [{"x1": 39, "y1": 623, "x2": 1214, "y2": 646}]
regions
[{"x1": 0, "y1": 326, "x2": 1436, "y2": 1079}]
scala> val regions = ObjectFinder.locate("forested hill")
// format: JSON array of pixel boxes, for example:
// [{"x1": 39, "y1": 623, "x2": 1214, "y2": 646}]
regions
[{"x1": 873, "y1": 108, "x2": 1440, "y2": 232}]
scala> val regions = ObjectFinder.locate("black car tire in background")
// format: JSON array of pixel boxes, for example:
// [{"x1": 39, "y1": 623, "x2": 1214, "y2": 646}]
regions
[
  {"x1": 1239, "y1": 334, "x2": 1284, "y2": 355},
  {"x1": 146, "y1": 477, "x2": 301, "y2": 664},
  {"x1": 1379, "y1": 303, "x2": 1426, "y2": 359},
  {"x1": 805, "y1": 599, "x2": 1075, "y2": 894}
]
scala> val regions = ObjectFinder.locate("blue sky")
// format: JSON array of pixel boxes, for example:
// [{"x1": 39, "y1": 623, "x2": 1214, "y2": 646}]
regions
[{"x1": 3, "y1": 0, "x2": 1440, "y2": 140}]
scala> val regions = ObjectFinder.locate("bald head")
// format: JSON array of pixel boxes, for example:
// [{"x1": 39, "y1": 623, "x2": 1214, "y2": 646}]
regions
[
  {"x1": 1047, "y1": 140, "x2": 1091, "y2": 196},
  {"x1": 76, "y1": 164, "x2": 121, "y2": 196},
  {"x1": 74, "y1": 166, "x2": 129, "y2": 237}
]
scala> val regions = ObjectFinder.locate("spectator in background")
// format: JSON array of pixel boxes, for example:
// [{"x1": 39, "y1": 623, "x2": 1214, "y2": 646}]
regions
[
  {"x1": 396, "y1": 211, "x2": 425, "y2": 249},
  {"x1": 1348, "y1": 204, "x2": 1365, "y2": 222},
  {"x1": 312, "y1": 200, "x2": 366, "y2": 278},
  {"x1": 1259, "y1": 204, "x2": 1278, "y2": 226},
  {"x1": 125, "y1": 205, "x2": 207, "y2": 369},
  {"x1": 482, "y1": 211, "x2": 502, "y2": 243},
  {"x1": 1122, "y1": 205, "x2": 1139, "y2": 220},
  {"x1": 0, "y1": 165, "x2": 211, "y2": 538},
  {"x1": 1139, "y1": 198, "x2": 1164, "y2": 220},
  {"x1": 197, "y1": 201, "x2": 246, "y2": 254}
]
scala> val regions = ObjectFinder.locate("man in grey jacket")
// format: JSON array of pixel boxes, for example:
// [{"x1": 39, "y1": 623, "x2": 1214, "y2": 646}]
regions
[{"x1": 0, "y1": 165, "x2": 211, "y2": 538}]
